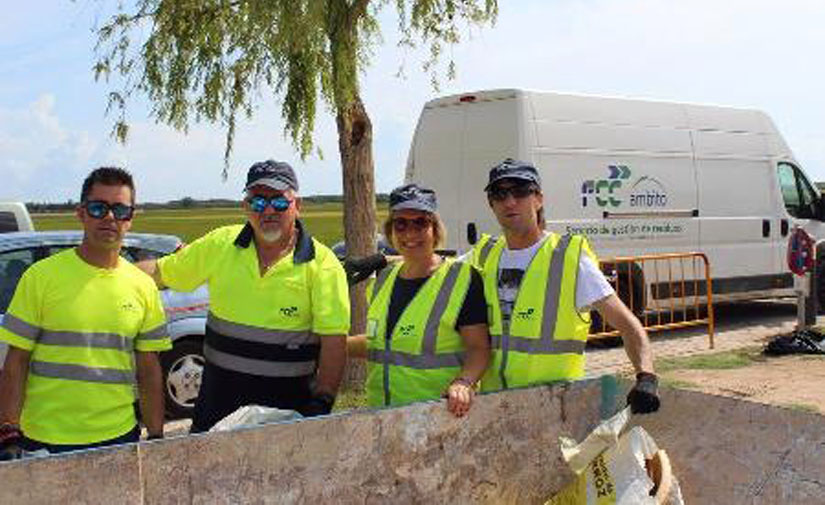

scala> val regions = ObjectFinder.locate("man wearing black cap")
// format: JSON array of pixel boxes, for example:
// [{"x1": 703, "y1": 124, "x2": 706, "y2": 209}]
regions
[
  {"x1": 138, "y1": 160, "x2": 350, "y2": 431},
  {"x1": 471, "y1": 158, "x2": 660, "y2": 414}
]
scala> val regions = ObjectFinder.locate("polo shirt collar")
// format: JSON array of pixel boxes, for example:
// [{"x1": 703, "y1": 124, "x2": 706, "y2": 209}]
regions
[{"x1": 233, "y1": 219, "x2": 315, "y2": 264}]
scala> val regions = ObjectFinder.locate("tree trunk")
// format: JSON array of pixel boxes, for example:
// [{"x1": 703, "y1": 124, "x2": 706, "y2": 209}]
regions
[{"x1": 337, "y1": 94, "x2": 376, "y2": 388}]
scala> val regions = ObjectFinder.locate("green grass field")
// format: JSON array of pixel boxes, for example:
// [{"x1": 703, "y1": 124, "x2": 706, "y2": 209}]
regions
[{"x1": 33, "y1": 202, "x2": 388, "y2": 247}]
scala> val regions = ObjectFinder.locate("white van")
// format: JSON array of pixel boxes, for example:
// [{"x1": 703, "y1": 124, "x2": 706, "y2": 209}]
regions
[{"x1": 405, "y1": 89, "x2": 825, "y2": 308}]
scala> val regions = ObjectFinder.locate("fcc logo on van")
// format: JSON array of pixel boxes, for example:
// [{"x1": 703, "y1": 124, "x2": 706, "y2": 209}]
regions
[
  {"x1": 581, "y1": 165, "x2": 630, "y2": 208},
  {"x1": 581, "y1": 166, "x2": 668, "y2": 209}
]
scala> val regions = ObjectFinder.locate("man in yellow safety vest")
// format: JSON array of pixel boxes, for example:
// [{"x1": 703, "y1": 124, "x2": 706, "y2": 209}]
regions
[
  {"x1": 471, "y1": 159, "x2": 660, "y2": 413},
  {"x1": 0, "y1": 167, "x2": 170, "y2": 458}
]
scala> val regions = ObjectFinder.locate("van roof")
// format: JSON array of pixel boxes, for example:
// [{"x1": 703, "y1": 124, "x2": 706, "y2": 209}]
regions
[{"x1": 423, "y1": 88, "x2": 763, "y2": 114}]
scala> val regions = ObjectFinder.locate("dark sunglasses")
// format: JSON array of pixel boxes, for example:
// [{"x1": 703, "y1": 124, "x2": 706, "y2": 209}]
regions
[
  {"x1": 392, "y1": 216, "x2": 432, "y2": 232},
  {"x1": 487, "y1": 184, "x2": 536, "y2": 202},
  {"x1": 247, "y1": 195, "x2": 292, "y2": 213},
  {"x1": 84, "y1": 201, "x2": 134, "y2": 221}
]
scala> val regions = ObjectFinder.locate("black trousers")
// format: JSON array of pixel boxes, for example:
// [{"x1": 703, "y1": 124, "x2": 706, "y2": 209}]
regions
[
  {"x1": 190, "y1": 362, "x2": 315, "y2": 433},
  {"x1": 22, "y1": 425, "x2": 140, "y2": 454}
]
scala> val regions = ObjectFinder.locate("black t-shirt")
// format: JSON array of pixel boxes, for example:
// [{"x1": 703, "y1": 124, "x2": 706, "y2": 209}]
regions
[{"x1": 384, "y1": 266, "x2": 487, "y2": 340}]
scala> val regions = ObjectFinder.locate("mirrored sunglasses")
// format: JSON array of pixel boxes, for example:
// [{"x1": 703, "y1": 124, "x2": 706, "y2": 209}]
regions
[
  {"x1": 487, "y1": 184, "x2": 536, "y2": 202},
  {"x1": 392, "y1": 216, "x2": 432, "y2": 232},
  {"x1": 248, "y1": 195, "x2": 292, "y2": 213},
  {"x1": 84, "y1": 200, "x2": 134, "y2": 221}
]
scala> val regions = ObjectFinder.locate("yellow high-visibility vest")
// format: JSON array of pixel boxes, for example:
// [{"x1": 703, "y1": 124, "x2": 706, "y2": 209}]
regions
[
  {"x1": 365, "y1": 259, "x2": 472, "y2": 407},
  {"x1": 472, "y1": 233, "x2": 595, "y2": 391},
  {"x1": 158, "y1": 222, "x2": 350, "y2": 378},
  {"x1": 0, "y1": 249, "x2": 170, "y2": 445}
]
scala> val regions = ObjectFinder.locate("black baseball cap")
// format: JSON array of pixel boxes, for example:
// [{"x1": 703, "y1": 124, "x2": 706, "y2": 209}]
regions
[
  {"x1": 484, "y1": 158, "x2": 541, "y2": 191},
  {"x1": 244, "y1": 160, "x2": 299, "y2": 192},
  {"x1": 389, "y1": 183, "x2": 437, "y2": 213}
]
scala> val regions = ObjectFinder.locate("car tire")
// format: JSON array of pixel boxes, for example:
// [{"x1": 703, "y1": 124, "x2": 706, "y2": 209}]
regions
[{"x1": 160, "y1": 338, "x2": 205, "y2": 420}]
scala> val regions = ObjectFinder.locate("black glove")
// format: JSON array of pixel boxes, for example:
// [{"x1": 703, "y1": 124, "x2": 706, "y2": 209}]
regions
[
  {"x1": 0, "y1": 423, "x2": 23, "y2": 461},
  {"x1": 343, "y1": 254, "x2": 388, "y2": 286},
  {"x1": 300, "y1": 393, "x2": 335, "y2": 417},
  {"x1": 146, "y1": 433, "x2": 164, "y2": 441},
  {"x1": 627, "y1": 372, "x2": 660, "y2": 414}
]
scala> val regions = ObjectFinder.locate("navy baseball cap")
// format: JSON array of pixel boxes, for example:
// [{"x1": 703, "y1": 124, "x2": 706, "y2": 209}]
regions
[
  {"x1": 484, "y1": 158, "x2": 541, "y2": 191},
  {"x1": 244, "y1": 160, "x2": 299, "y2": 192},
  {"x1": 389, "y1": 183, "x2": 437, "y2": 213}
]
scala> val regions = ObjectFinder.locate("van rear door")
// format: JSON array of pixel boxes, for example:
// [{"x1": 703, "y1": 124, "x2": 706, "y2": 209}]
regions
[{"x1": 406, "y1": 90, "x2": 525, "y2": 252}]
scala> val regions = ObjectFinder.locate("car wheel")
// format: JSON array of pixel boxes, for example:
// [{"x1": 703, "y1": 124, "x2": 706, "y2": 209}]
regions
[{"x1": 160, "y1": 338, "x2": 204, "y2": 420}]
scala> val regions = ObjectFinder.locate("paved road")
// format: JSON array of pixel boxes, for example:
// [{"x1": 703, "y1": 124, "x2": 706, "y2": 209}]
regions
[{"x1": 586, "y1": 300, "x2": 804, "y2": 377}]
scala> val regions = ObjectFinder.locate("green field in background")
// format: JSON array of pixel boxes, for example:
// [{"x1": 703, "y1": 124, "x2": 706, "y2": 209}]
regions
[{"x1": 33, "y1": 202, "x2": 388, "y2": 247}]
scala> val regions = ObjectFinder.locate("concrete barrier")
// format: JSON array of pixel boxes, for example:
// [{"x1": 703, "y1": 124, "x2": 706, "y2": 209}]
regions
[
  {"x1": 0, "y1": 379, "x2": 605, "y2": 505},
  {"x1": 633, "y1": 387, "x2": 825, "y2": 504},
  {"x1": 3, "y1": 378, "x2": 825, "y2": 504}
]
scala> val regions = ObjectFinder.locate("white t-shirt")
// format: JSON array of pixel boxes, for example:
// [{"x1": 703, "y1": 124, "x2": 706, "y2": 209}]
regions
[{"x1": 497, "y1": 234, "x2": 613, "y2": 322}]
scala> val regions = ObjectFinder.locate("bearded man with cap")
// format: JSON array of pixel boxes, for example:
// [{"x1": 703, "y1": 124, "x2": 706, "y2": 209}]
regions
[
  {"x1": 471, "y1": 159, "x2": 660, "y2": 415},
  {"x1": 138, "y1": 160, "x2": 349, "y2": 431}
]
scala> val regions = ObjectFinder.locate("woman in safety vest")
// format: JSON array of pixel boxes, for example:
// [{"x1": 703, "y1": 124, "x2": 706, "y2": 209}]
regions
[{"x1": 348, "y1": 184, "x2": 490, "y2": 417}]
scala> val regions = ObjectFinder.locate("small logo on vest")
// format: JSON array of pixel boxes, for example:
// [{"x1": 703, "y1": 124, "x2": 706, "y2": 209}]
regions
[
  {"x1": 398, "y1": 324, "x2": 415, "y2": 336},
  {"x1": 120, "y1": 301, "x2": 138, "y2": 312},
  {"x1": 280, "y1": 306, "x2": 299, "y2": 317},
  {"x1": 515, "y1": 307, "x2": 536, "y2": 321}
]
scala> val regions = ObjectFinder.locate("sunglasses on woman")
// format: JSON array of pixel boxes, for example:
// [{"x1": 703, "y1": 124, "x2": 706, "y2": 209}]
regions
[
  {"x1": 392, "y1": 216, "x2": 432, "y2": 232},
  {"x1": 487, "y1": 184, "x2": 536, "y2": 202},
  {"x1": 247, "y1": 195, "x2": 293, "y2": 213},
  {"x1": 83, "y1": 201, "x2": 135, "y2": 221}
]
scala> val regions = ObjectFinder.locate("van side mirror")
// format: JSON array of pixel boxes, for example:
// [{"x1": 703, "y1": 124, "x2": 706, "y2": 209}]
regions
[{"x1": 817, "y1": 197, "x2": 825, "y2": 221}]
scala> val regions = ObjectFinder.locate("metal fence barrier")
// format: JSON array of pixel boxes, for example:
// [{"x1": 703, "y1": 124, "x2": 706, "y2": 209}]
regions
[{"x1": 590, "y1": 252, "x2": 715, "y2": 348}]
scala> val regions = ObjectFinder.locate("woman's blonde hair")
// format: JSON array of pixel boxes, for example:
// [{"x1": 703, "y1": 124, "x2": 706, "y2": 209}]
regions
[{"x1": 384, "y1": 211, "x2": 447, "y2": 251}]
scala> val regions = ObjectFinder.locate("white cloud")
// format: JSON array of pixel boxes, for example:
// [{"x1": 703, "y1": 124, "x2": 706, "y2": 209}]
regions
[{"x1": 0, "y1": 94, "x2": 98, "y2": 202}]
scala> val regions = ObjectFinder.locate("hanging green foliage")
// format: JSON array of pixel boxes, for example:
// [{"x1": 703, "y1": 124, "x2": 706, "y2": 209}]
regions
[{"x1": 94, "y1": 0, "x2": 498, "y2": 176}]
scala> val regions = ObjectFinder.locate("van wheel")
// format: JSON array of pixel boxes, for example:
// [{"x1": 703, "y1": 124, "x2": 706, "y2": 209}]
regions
[{"x1": 160, "y1": 338, "x2": 204, "y2": 420}]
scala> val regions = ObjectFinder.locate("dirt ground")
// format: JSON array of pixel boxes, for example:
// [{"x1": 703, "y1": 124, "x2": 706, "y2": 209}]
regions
[{"x1": 664, "y1": 353, "x2": 825, "y2": 414}]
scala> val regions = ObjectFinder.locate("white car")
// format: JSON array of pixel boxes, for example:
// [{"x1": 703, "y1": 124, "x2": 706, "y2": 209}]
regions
[{"x1": 0, "y1": 231, "x2": 207, "y2": 419}]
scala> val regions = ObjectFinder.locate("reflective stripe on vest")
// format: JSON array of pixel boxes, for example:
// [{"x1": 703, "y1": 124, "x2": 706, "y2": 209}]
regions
[
  {"x1": 2, "y1": 313, "x2": 40, "y2": 342},
  {"x1": 4, "y1": 314, "x2": 138, "y2": 385},
  {"x1": 371, "y1": 266, "x2": 394, "y2": 304},
  {"x1": 204, "y1": 312, "x2": 320, "y2": 377},
  {"x1": 39, "y1": 331, "x2": 133, "y2": 351},
  {"x1": 138, "y1": 325, "x2": 168, "y2": 341},
  {"x1": 203, "y1": 345, "x2": 317, "y2": 377},
  {"x1": 477, "y1": 236, "x2": 497, "y2": 269},
  {"x1": 367, "y1": 260, "x2": 467, "y2": 406},
  {"x1": 30, "y1": 361, "x2": 136, "y2": 385},
  {"x1": 366, "y1": 349, "x2": 463, "y2": 369},
  {"x1": 207, "y1": 313, "x2": 317, "y2": 346}
]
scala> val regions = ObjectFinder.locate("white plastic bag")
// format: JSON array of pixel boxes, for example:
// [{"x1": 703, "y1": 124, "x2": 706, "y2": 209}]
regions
[
  {"x1": 546, "y1": 408, "x2": 684, "y2": 505},
  {"x1": 209, "y1": 405, "x2": 303, "y2": 432}
]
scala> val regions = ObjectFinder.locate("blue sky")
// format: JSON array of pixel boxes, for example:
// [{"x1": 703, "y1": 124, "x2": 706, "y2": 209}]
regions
[{"x1": 2, "y1": 0, "x2": 824, "y2": 203}]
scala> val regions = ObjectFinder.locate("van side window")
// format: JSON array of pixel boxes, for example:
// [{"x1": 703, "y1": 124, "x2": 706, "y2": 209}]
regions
[{"x1": 778, "y1": 162, "x2": 818, "y2": 219}]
